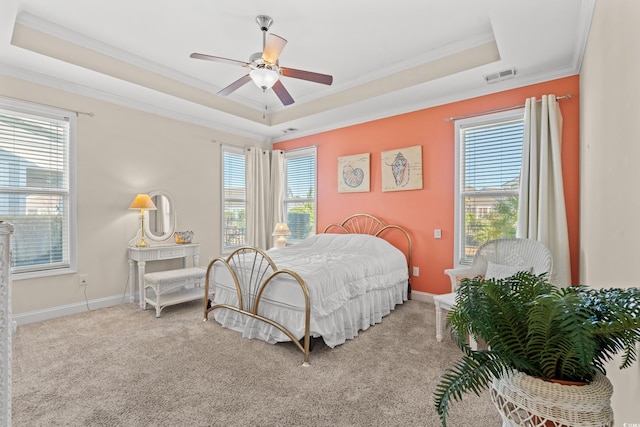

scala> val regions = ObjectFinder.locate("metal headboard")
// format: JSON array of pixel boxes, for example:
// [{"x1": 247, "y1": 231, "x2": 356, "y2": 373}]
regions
[{"x1": 322, "y1": 213, "x2": 413, "y2": 295}]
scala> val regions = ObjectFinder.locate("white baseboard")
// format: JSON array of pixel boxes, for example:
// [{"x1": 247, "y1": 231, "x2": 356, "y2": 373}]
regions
[
  {"x1": 410, "y1": 290, "x2": 435, "y2": 304},
  {"x1": 13, "y1": 294, "x2": 126, "y2": 326},
  {"x1": 14, "y1": 290, "x2": 436, "y2": 325}
]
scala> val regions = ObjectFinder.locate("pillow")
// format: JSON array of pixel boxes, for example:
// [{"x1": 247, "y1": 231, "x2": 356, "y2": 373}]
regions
[
  {"x1": 455, "y1": 274, "x2": 484, "y2": 288},
  {"x1": 452, "y1": 274, "x2": 485, "y2": 292},
  {"x1": 485, "y1": 261, "x2": 532, "y2": 280}
]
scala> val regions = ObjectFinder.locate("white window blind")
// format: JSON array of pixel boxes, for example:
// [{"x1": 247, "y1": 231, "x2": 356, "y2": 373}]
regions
[
  {"x1": 222, "y1": 146, "x2": 246, "y2": 250},
  {"x1": 455, "y1": 111, "x2": 524, "y2": 265},
  {"x1": 0, "y1": 102, "x2": 75, "y2": 275},
  {"x1": 284, "y1": 147, "x2": 316, "y2": 241}
]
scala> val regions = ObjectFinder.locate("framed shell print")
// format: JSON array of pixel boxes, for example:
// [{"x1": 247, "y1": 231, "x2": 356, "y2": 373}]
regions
[
  {"x1": 381, "y1": 145, "x2": 423, "y2": 192},
  {"x1": 338, "y1": 153, "x2": 370, "y2": 193}
]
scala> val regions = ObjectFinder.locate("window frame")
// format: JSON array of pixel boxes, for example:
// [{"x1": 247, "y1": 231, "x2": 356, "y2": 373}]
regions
[
  {"x1": 221, "y1": 145, "x2": 246, "y2": 253},
  {"x1": 453, "y1": 109, "x2": 524, "y2": 268},
  {"x1": 283, "y1": 146, "x2": 317, "y2": 244},
  {"x1": 0, "y1": 97, "x2": 77, "y2": 280}
]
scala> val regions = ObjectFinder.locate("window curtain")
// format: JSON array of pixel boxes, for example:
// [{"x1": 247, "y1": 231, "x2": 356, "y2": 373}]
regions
[
  {"x1": 516, "y1": 95, "x2": 571, "y2": 286},
  {"x1": 245, "y1": 148, "x2": 285, "y2": 250},
  {"x1": 269, "y1": 150, "x2": 285, "y2": 248}
]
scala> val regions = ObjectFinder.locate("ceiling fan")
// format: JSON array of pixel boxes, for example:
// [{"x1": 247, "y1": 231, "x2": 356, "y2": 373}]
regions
[{"x1": 190, "y1": 15, "x2": 333, "y2": 106}]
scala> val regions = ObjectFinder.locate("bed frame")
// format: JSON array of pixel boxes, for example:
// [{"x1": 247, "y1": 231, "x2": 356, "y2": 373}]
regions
[{"x1": 203, "y1": 213, "x2": 412, "y2": 366}]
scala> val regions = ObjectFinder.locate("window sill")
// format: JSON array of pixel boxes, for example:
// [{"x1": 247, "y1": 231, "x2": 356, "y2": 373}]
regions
[{"x1": 12, "y1": 266, "x2": 77, "y2": 281}]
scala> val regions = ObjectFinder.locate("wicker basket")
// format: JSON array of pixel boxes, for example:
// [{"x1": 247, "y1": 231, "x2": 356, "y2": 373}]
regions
[{"x1": 490, "y1": 371, "x2": 613, "y2": 427}]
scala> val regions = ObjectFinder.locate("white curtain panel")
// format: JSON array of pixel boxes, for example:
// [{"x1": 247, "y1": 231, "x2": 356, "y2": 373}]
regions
[
  {"x1": 269, "y1": 150, "x2": 285, "y2": 247},
  {"x1": 516, "y1": 95, "x2": 571, "y2": 286},
  {"x1": 245, "y1": 147, "x2": 271, "y2": 249}
]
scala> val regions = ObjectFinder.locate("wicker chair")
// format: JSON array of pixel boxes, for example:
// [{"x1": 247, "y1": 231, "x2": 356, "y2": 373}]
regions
[{"x1": 434, "y1": 238, "x2": 553, "y2": 344}]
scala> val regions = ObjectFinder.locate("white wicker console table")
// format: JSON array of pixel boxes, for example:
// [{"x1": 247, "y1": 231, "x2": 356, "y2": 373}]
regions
[{"x1": 128, "y1": 243, "x2": 200, "y2": 308}]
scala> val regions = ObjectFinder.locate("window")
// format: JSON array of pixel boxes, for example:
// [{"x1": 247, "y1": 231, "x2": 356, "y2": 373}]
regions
[
  {"x1": 454, "y1": 110, "x2": 524, "y2": 265},
  {"x1": 0, "y1": 99, "x2": 76, "y2": 278},
  {"x1": 284, "y1": 147, "x2": 316, "y2": 242},
  {"x1": 222, "y1": 146, "x2": 246, "y2": 251}
]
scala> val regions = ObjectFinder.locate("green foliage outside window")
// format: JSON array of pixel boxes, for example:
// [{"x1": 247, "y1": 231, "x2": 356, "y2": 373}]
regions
[
  {"x1": 287, "y1": 187, "x2": 315, "y2": 240},
  {"x1": 465, "y1": 196, "x2": 518, "y2": 258},
  {"x1": 9, "y1": 214, "x2": 63, "y2": 268},
  {"x1": 224, "y1": 208, "x2": 246, "y2": 247}
]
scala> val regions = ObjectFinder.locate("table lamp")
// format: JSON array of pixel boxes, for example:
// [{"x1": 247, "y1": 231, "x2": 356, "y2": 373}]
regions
[
  {"x1": 272, "y1": 222, "x2": 291, "y2": 248},
  {"x1": 129, "y1": 193, "x2": 157, "y2": 247}
]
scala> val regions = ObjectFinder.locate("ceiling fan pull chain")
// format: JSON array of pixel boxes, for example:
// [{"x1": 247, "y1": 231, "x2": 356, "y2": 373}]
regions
[{"x1": 263, "y1": 89, "x2": 267, "y2": 119}]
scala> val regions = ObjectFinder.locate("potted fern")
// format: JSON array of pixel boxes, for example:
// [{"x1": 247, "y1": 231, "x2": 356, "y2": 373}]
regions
[{"x1": 433, "y1": 271, "x2": 640, "y2": 426}]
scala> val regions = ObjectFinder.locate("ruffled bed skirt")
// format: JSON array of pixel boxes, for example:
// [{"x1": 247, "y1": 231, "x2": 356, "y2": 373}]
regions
[{"x1": 211, "y1": 279, "x2": 408, "y2": 348}]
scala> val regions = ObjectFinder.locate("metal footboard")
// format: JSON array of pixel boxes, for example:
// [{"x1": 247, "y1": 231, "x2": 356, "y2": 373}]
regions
[{"x1": 203, "y1": 246, "x2": 312, "y2": 366}]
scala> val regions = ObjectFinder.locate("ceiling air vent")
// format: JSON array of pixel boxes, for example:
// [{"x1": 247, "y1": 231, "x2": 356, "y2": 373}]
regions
[{"x1": 484, "y1": 67, "x2": 517, "y2": 84}]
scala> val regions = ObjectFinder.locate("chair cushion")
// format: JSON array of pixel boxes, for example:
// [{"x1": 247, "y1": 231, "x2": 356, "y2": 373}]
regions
[{"x1": 485, "y1": 261, "x2": 532, "y2": 280}]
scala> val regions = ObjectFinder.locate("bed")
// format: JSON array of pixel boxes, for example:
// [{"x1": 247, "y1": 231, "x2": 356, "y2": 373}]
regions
[{"x1": 203, "y1": 214, "x2": 412, "y2": 365}]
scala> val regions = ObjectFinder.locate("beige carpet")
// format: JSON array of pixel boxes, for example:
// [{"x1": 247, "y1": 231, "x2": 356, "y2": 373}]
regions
[{"x1": 11, "y1": 299, "x2": 501, "y2": 426}]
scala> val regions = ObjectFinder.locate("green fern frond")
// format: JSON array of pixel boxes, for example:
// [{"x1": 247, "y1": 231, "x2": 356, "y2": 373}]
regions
[
  {"x1": 527, "y1": 289, "x2": 597, "y2": 381},
  {"x1": 434, "y1": 350, "x2": 509, "y2": 427}
]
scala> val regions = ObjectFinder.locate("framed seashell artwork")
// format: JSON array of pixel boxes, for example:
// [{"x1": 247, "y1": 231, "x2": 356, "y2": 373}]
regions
[
  {"x1": 338, "y1": 153, "x2": 370, "y2": 193},
  {"x1": 381, "y1": 145, "x2": 423, "y2": 192}
]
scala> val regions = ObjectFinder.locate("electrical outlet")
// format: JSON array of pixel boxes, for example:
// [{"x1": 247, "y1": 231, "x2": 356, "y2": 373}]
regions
[
  {"x1": 412, "y1": 266, "x2": 419, "y2": 277},
  {"x1": 79, "y1": 274, "x2": 88, "y2": 287},
  {"x1": 434, "y1": 229, "x2": 442, "y2": 239}
]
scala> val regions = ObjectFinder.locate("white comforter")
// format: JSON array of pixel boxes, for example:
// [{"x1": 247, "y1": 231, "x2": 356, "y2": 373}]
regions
[{"x1": 211, "y1": 233, "x2": 409, "y2": 347}]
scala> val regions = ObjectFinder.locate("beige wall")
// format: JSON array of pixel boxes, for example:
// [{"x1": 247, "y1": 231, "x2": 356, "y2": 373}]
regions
[
  {"x1": 580, "y1": 0, "x2": 640, "y2": 422},
  {"x1": 1, "y1": 76, "x2": 264, "y2": 315}
]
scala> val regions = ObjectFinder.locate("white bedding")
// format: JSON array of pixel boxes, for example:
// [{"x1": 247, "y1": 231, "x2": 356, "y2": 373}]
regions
[{"x1": 210, "y1": 233, "x2": 409, "y2": 347}]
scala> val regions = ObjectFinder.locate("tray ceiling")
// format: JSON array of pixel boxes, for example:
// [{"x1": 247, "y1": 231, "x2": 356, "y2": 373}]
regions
[{"x1": 0, "y1": 0, "x2": 594, "y2": 143}]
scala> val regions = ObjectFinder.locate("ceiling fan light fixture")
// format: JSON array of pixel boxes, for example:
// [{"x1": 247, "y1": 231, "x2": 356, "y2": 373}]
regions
[
  {"x1": 189, "y1": 15, "x2": 332, "y2": 105},
  {"x1": 250, "y1": 68, "x2": 279, "y2": 90}
]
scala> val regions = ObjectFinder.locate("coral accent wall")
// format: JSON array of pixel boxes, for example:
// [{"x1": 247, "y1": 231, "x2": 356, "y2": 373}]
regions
[{"x1": 274, "y1": 76, "x2": 580, "y2": 295}]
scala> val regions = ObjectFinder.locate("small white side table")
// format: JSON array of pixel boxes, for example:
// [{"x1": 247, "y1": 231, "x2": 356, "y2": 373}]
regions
[
  {"x1": 433, "y1": 292, "x2": 456, "y2": 342},
  {"x1": 434, "y1": 292, "x2": 479, "y2": 350},
  {"x1": 128, "y1": 243, "x2": 200, "y2": 308}
]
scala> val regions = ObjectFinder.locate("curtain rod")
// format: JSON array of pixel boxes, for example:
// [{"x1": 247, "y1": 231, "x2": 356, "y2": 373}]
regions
[
  {"x1": 0, "y1": 95, "x2": 94, "y2": 117},
  {"x1": 445, "y1": 93, "x2": 573, "y2": 122}
]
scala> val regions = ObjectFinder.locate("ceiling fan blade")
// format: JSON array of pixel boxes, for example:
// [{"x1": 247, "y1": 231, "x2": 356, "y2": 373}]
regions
[
  {"x1": 190, "y1": 52, "x2": 250, "y2": 68},
  {"x1": 280, "y1": 67, "x2": 333, "y2": 85},
  {"x1": 262, "y1": 34, "x2": 287, "y2": 64},
  {"x1": 272, "y1": 80, "x2": 295, "y2": 106},
  {"x1": 218, "y1": 74, "x2": 252, "y2": 96}
]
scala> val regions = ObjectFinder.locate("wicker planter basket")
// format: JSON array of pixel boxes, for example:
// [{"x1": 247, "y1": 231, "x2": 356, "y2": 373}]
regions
[{"x1": 490, "y1": 371, "x2": 614, "y2": 427}]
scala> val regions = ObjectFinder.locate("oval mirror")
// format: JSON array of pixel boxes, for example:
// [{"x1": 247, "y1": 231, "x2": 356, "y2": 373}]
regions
[{"x1": 145, "y1": 190, "x2": 175, "y2": 242}]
